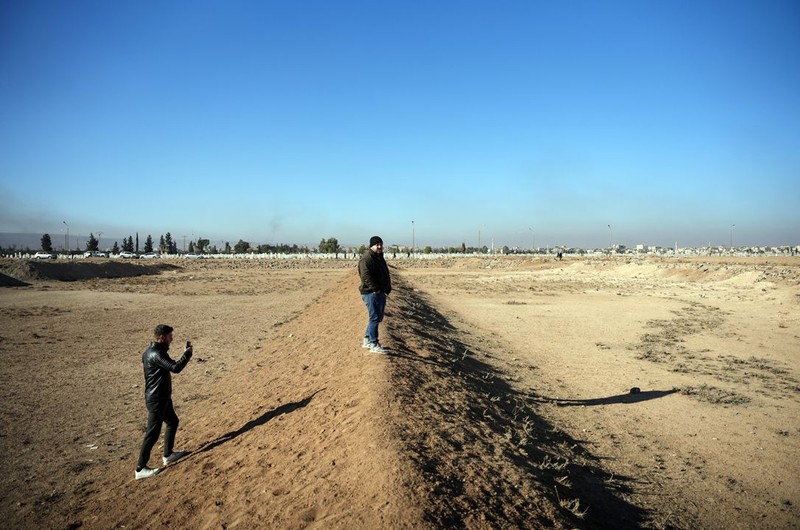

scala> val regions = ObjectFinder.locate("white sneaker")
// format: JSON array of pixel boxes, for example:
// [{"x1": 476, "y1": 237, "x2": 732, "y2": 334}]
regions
[
  {"x1": 135, "y1": 466, "x2": 160, "y2": 480},
  {"x1": 362, "y1": 337, "x2": 371, "y2": 349},
  {"x1": 162, "y1": 451, "x2": 187, "y2": 466},
  {"x1": 370, "y1": 343, "x2": 388, "y2": 355}
]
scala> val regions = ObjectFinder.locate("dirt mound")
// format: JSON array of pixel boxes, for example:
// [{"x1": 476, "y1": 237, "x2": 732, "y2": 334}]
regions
[
  {"x1": 0, "y1": 259, "x2": 179, "y2": 282},
  {"x1": 0, "y1": 272, "x2": 30, "y2": 287},
  {"x1": 44, "y1": 271, "x2": 425, "y2": 529}
]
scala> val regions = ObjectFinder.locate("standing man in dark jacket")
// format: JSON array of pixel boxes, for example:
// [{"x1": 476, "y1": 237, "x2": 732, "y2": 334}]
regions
[
  {"x1": 135, "y1": 324, "x2": 193, "y2": 479},
  {"x1": 359, "y1": 236, "x2": 392, "y2": 354}
]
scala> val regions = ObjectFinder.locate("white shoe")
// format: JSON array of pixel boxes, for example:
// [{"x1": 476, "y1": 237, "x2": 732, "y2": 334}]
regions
[
  {"x1": 162, "y1": 451, "x2": 187, "y2": 466},
  {"x1": 135, "y1": 466, "x2": 160, "y2": 480},
  {"x1": 362, "y1": 337, "x2": 371, "y2": 349},
  {"x1": 369, "y1": 343, "x2": 388, "y2": 355}
]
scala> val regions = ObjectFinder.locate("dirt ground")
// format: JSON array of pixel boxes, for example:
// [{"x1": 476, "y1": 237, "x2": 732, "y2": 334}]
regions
[{"x1": 0, "y1": 256, "x2": 798, "y2": 529}]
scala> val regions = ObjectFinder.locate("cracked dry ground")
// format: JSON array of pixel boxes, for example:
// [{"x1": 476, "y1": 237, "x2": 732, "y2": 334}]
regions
[{"x1": 0, "y1": 256, "x2": 798, "y2": 529}]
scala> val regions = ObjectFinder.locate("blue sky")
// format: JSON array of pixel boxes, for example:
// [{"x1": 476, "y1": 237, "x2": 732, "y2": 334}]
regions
[{"x1": 1, "y1": 1, "x2": 798, "y2": 250}]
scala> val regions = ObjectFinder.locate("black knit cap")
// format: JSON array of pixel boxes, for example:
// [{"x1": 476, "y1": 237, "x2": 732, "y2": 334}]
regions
[{"x1": 369, "y1": 236, "x2": 383, "y2": 247}]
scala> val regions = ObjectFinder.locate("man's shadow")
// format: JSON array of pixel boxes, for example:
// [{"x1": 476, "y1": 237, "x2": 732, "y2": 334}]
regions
[
  {"x1": 533, "y1": 388, "x2": 679, "y2": 407},
  {"x1": 196, "y1": 389, "x2": 323, "y2": 454}
]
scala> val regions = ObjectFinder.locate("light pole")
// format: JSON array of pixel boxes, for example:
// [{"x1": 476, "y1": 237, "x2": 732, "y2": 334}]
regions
[
  {"x1": 97, "y1": 232, "x2": 103, "y2": 251},
  {"x1": 411, "y1": 221, "x2": 415, "y2": 256},
  {"x1": 730, "y1": 224, "x2": 735, "y2": 250},
  {"x1": 63, "y1": 221, "x2": 69, "y2": 252},
  {"x1": 529, "y1": 227, "x2": 535, "y2": 253},
  {"x1": 608, "y1": 224, "x2": 612, "y2": 253}
]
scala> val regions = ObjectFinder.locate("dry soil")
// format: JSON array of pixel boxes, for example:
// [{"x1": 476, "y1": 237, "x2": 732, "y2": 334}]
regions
[{"x1": 0, "y1": 256, "x2": 798, "y2": 529}]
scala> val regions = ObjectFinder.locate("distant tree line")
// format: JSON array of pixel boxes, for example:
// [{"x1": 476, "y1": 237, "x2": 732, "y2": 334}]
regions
[
  {"x1": 33, "y1": 232, "x2": 449, "y2": 255},
  {"x1": 10, "y1": 234, "x2": 491, "y2": 256}
]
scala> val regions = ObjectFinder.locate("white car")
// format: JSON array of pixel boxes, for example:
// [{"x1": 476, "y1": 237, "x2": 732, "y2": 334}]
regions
[
  {"x1": 140, "y1": 252, "x2": 160, "y2": 259},
  {"x1": 118, "y1": 251, "x2": 138, "y2": 259},
  {"x1": 34, "y1": 251, "x2": 57, "y2": 259},
  {"x1": 83, "y1": 251, "x2": 107, "y2": 258}
]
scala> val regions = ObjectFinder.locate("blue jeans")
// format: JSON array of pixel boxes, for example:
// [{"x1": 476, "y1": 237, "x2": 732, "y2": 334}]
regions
[{"x1": 362, "y1": 291, "x2": 386, "y2": 345}]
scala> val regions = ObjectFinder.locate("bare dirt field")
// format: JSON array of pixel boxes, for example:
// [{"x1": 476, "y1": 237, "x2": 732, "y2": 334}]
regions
[{"x1": 0, "y1": 255, "x2": 798, "y2": 529}]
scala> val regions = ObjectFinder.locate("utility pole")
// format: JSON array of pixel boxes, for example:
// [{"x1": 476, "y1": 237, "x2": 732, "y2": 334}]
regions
[{"x1": 529, "y1": 227, "x2": 535, "y2": 253}]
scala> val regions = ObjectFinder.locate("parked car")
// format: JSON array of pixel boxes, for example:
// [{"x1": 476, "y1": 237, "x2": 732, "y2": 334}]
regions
[
  {"x1": 140, "y1": 252, "x2": 160, "y2": 259},
  {"x1": 33, "y1": 251, "x2": 57, "y2": 259},
  {"x1": 184, "y1": 253, "x2": 203, "y2": 259},
  {"x1": 119, "y1": 251, "x2": 138, "y2": 259},
  {"x1": 83, "y1": 251, "x2": 107, "y2": 258}
]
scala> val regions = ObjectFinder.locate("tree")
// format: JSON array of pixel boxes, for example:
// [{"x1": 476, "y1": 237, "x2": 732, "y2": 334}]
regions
[
  {"x1": 423, "y1": 245, "x2": 432, "y2": 254},
  {"x1": 196, "y1": 238, "x2": 210, "y2": 253},
  {"x1": 164, "y1": 233, "x2": 173, "y2": 253},
  {"x1": 122, "y1": 236, "x2": 134, "y2": 252},
  {"x1": 144, "y1": 235, "x2": 154, "y2": 253},
  {"x1": 225, "y1": 242, "x2": 231, "y2": 254},
  {"x1": 159, "y1": 235, "x2": 166, "y2": 253},
  {"x1": 188, "y1": 241, "x2": 195, "y2": 253},
  {"x1": 234, "y1": 239, "x2": 250, "y2": 253},
  {"x1": 112, "y1": 241, "x2": 120, "y2": 254},
  {"x1": 41, "y1": 234, "x2": 53, "y2": 252},
  {"x1": 318, "y1": 237, "x2": 340, "y2": 254},
  {"x1": 85, "y1": 233, "x2": 99, "y2": 251}
]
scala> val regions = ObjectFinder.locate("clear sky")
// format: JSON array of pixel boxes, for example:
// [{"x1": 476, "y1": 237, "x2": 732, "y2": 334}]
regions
[{"x1": 1, "y1": 1, "x2": 798, "y2": 250}]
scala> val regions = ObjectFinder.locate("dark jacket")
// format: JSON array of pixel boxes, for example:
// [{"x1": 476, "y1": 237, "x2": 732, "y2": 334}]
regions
[
  {"x1": 358, "y1": 250, "x2": 392, "y2": 295},
  {"x1": 142, "y1": 341, "x2": 192, "y2": 403}
]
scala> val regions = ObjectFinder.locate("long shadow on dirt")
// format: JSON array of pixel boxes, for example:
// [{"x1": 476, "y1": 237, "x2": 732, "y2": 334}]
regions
[
  {"x1": 386, "y1": 274, "x2": 652, "y2": 529},
  {"x1": 198, "y1": 389, "x2": 323, "y2": 454},
  {"x1": 540, "y1": 389, "x2": 679, "y2": 407}
]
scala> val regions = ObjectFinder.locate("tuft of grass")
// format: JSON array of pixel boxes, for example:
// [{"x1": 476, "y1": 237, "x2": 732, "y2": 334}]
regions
[
  {"x1": 554, "y1": 487, "x2": 588, "y2": 519},
  {"x1": 679, "y1": 384, "x2": 750, "y2": 405},
  {"x1": 537, "y1": 454, "x2": 569, "y2": 471}
]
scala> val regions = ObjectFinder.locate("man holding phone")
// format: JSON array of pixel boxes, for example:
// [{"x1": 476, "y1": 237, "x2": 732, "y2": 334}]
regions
[{"x1": 135, "y1": 324, "x2": 194, "y2": 480}]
